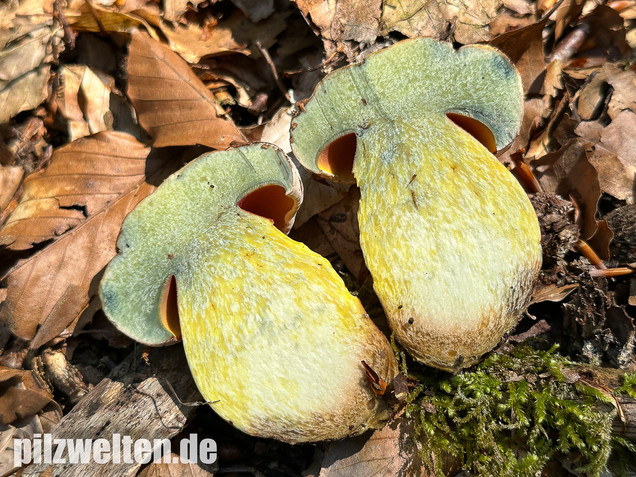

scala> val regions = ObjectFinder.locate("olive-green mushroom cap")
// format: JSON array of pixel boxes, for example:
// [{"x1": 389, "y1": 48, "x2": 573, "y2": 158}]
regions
[{"x1": 290, "y1": 38, "x2": 523, "y2": 180}]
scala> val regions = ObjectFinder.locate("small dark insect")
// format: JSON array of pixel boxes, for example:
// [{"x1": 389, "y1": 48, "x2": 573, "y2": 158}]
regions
[{"x1": 361, "y1": 360, "x2": 387, "y2": 397}]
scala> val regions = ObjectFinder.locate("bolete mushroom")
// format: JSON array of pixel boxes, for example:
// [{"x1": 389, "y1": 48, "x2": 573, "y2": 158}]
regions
[
  {"x1": 99, "y1": 144, "x2": 398, "y2": 443},
  {"x1": 290, "y1": 39, "x2": 542, "y2": 372}
]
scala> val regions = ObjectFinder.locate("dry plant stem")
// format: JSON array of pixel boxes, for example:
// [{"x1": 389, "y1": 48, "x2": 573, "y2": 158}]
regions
[
  {"x1": 590, "y1": 267, "x2": 633, "y2": 278},
  {"x1": 539, "y1": 0, "x2": 567, "y2": 21},
  {"x1": 84, "y1": 0, "x2": 108, "y2": 37},
  {"x1": 511, "y1": 153, "x2": 542, "y2": 193},
  {"x1": 608, "y1": 1, "x2": 633, "y2": 13},
  {"x1": 548, "y1": 22, "x2": 590, "y2": 62},
  {"x1": 575, "y1": 238, "x2": 607, "y2": 269},
  {"x1": 255, "y1": 41, "x2": 290, "y2": 103}
]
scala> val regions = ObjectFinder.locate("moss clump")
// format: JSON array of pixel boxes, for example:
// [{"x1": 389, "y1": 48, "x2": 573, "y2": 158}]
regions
[{"x1": 403, "y1": 344, "x2": 632, "y2": 476}]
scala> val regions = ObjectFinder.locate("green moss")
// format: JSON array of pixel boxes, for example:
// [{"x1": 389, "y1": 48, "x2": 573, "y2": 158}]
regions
[
  {"x1": 616, "y1": 371, "x2": 636, "y2": 398},
  {"x1": 402, "y1": 344, "x2": 633, "y2": 476}
]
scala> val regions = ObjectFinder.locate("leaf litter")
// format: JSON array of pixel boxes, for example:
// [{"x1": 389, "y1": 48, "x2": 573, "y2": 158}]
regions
[{"x1": 0, "y1": 0, "x2": 635, "y2": 475}]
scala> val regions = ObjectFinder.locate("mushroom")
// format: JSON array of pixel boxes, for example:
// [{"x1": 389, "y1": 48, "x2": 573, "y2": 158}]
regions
[
  {"x1": 99, "y1": 144, "x2": 398, "y2": 443},
  {"x1": 290, "y1": 38, "x2": 542, "y2": 372}
]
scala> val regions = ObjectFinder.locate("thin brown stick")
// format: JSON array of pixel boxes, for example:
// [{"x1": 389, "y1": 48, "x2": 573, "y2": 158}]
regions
[
  {"x1": 575, "y1": 239, "x2": 606, "y2": 269},
  {"x1": 255, "y1": 41, "x2": 291, "y2": 103},
  {"x1": 511, "y1": 153, "x2": 542, "y2": 193},
  {"x1": 589, "y1": 268, "x2": 633, "y2": 278}
]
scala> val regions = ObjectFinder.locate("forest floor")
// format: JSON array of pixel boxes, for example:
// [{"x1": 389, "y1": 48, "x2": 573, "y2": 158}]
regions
[{"x1": 0, "y1": 0, "x2": 635, "y2": 475}]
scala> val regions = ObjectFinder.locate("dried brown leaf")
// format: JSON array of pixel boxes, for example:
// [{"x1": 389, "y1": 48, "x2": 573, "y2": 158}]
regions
[
  {"x1": 531, "y1": 283, "x2": 579, "y2": 303},
  {"x1": 0, "y1": 183, "x2": 154, "y2": 344},
  {"x1": 575, "y1": 71, "x2": 609, "y2": 121},
  {"x1": 161, "y1": 9, "x2": 288, "y2": 64},
  {"x1": 316, "y1": 189, "x2": 368, "y2": 283},
  {"x1": 554, "y1": 0, "x2": 586, "y2": 40},
  {"x1": 490, "y1": 13, "x2": 536, "y2": 36},
  {"x1": 0, "y1": 132, "x2": 150, "y2": 251},
  {"x1": 160, "y1": 19, "x2": 248, "y2": 64},
  {"x1": 0, "y1": 367, "x2": 52, "y2": 425},
  {"x1": 0, "y1": 166, "x2": 24, "y2": 215},
  {"x1": 381, "y1": 0, "x2": 502, "y2": 44},
  {"x1": 590, "y1": 110, "x2": 636, "y2": 202},
  {"x1": 63, "y1": 0, "x2": 162, "y2": 35},
  {"x1": 0, "y1": 133, "x2": 175, "y2": 345},
  {"x1": 533, "y1": 139, "x2": 600, "y2": 240},
  {"x1": 490, "y1": 21, "x2": 548, "y2": 164},
  {"x1": 0, "y1": 16, "x2": 63, "y2": 123},
  {"x1": 489, "y1": 20, "x2": 547, "y2": 92},
  {"x1": 231, "y1": 0, "x2": 275, "y2": 22},
  {"x1": 294, "y1": 0, "x2": 381, "y2": 44},
  {"x1": 127, "y1": 30, "x2": 246, "y2": 149},
  {"x1": 560, "y1": 5, "x2": 631, "y2": 73},
  {"x1": 137, "y1": 452, "x2": 218, "y2": 476},
  {"x1": 56, "y1": 65, "x2": 113, "y2": 141},
  {"x1": 163, "y1": 0, "x2": 207, "y2": 23},
  {"x1": 587, "y1": 219, "x2": 614, "y2": 261},
  {"x1": 318, "y1": 416, "x2": 450, "y2": 477}
]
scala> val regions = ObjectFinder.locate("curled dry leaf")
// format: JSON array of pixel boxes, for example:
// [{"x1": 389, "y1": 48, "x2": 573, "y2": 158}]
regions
[
  {"x1": 489, "y1": 21, "x2": 548, "y2": 165},
  {"x1": 381, "y1": 0, "x2": 503, "y2": 44},
  {"x1": 532, "y1": 139, "x2": 601, "y2": 240},
  {"x1": 62, "y1": 0, "x2": 162, "y2": 36},
  {"x1": 554, "y1": 0, "x2": 586, "y2": 41},
  {"x1": 0, "y1": 367, "x2": 52, "y2": 425},
  {"x1": 137, "y1": 453, "x2": 217, "y2": 477},
  {"x1": 126, "y1": 30, "x2": 246, "y2": 150},
  {"x1": 0, "y1": 132, "x2": 149, "y2": 251},
  {"x1": 589, "y1": 110, "x2": 636, "y2": 202},
  {"x1": 161, "y1": 8, "x2": 289, "y2": 64},
  {"x1": 293, "y1": 0, "x2": 381, "y2": 45},
  {"x1": 0, "y1": 166, "x2": 24, "y2": 217},
  {"x1": 0, "y1": 2, "x2": 63, "y2": 124},
  {"x1": 0, "y1": 132, "x2": 173, "y2": 345},
  {"x1": 316, "y1": 189, "x2": 368, "y2": 283},
  {"x1": 318, "y1": 416, "x2": 454, "y2": 477},
  {"x1": 56, "y1": 65, "x2": 113, "y2": 142},
  {"x1": 163, "y1": 0, "x2": 207, "y2": 23},
  {"x1": 587, "y1": 220, "x2": 614, "y2": 261},
  {"x1": 531, "y1": 283, "x2": 579, "y2": 304}
]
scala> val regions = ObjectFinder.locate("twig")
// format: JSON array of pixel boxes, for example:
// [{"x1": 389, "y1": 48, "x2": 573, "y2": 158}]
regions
[
  {"x1": 84, "y1": 0, "x2": 108, "y2": 37},
  {"x1": 255, "y1": 41, "x2": 291, "y2": 103},
  {"x1": 589, "y1": 268, "x2": 633, "y2": 278},
  {"x1": 511, "y1": 152, "x2": 542, "y2": 193},
  {"x1": 575, "y1": 239, "x2": 606, "y2": 269}
]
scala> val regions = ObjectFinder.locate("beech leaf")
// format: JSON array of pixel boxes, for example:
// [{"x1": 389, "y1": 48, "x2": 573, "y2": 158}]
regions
[
  {"x1": 0, "y1": 133, "x2": 173, "y2": 345},
  {"x1": 126, "y1": 30, "x2": 246, "y2": 150},
  {"x1": 0, "y1": 132, "x2": 150, "y2": 251}
]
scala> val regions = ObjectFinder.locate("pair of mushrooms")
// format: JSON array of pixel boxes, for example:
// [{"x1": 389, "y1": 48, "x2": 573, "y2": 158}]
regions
[{"x1": 100, "y1": 39, "x2": 542, "y2": 444}]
